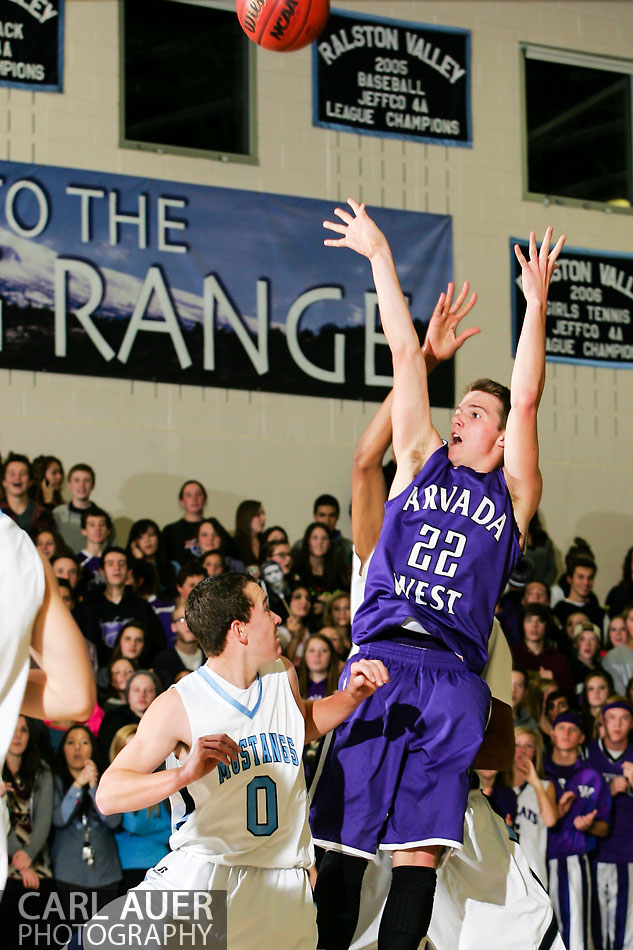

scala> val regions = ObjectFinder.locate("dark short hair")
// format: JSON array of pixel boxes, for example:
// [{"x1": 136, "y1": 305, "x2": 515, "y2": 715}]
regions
[
  {"x1": 129, "y1": 558, "x2": 159, "y2": 597},
  {"x1": 564, "y1": 538, "x2": 594, "y2": 571},
  {"x1": 522, "y1": 603, "x2": 556, "y2": 645},
  {"x1": 568, "y1": 556, "x2": 597, "y2": 577},
  {"x1": 511, "y1": 665, "x2": 528, "y2": 687},
  {"x1": 80, "y1": 506, "x2": 112, "y2": 530},
  {"x1": 178, "y1": 479, "x2": 207, "y2": 501},
  {"x1": 464, "y1": 378, "x2": 511, "y2": 430},
  {"x1": 56, "y1": 578, "x2": 75, "y2": 602},
  {"x1": 202, "y1": 551, "x2": 225, "y2": 571},
  {"x1": 101, "y1": 546, "x2": 128, "y2": 568},
  {"x1": 185, "y1": 573, "x2": 253, "y2": 657},
  {"x1": 263, "y1": 525, "x2": 289, "y2": 545},
  {"x1": 68, "y1": 463, "x2": 96, "y2": 484},
  {"x1": 314, "y1": 494, "x2": 340, "y2": 516},
  {"x1": 523, "y1": 603, "x2": 551, "y2": 623},
  {"x1": 176, "y1": 561, "x2": 207, "y2": 587},
  {"x1": 545, "y1": 690, "x2": 569, "y2": 714},
  {"x1": 1, "y1": 452, "x2": 32, "y2": 480}
]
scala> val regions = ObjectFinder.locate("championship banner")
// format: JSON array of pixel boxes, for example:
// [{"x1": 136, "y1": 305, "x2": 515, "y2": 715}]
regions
[
  {"x1": 0, "y1": 160, "x2": 456, "y2": 405},
  {"x1": 511, "y1": 240, "x2": 633, "y2": 369},
  {"x1": 313, "y1": 8, "x2": 471, "y2": 147},
  {"x1": 0, "y1": 0, "x2": 64, "y2": 92}
]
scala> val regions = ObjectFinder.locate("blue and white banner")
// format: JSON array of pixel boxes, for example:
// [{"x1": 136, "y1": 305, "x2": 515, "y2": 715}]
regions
[{"x1": 0, "y1": 160, "x2": 455, "y2": 404}]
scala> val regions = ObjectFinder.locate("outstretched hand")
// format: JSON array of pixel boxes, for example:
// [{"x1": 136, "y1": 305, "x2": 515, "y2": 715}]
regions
[
  {"x1": 345, "y1": 658, "x2": 389, "y2": 703},
  {"x1": 323, "y1": 198, "x2": 388, "y2": 260},
  {"x1": 514, "y1": 227, "x2": 566, "y2": 312},
  {"x1": 423, "y1": 281, "x2": 479, "y2": 367}
]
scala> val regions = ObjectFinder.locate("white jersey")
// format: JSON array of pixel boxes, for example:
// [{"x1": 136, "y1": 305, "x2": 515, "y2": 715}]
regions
[
  {"x1": 168, "y1": 659, "x2": 314, "y2": 869},
  {"x1": 350, "y1": 549, "x2": 370, "y2": 622},
  {"x1": 513, "y1": 780, "x2": 550, "y2": 887},
  {"x1": 0, "y1": 512, "x2": 45, "y2": 888}
]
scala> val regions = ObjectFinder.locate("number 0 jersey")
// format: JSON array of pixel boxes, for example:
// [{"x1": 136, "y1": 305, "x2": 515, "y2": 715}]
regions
[
  {"x1": 168, "y1": 659, "x2": 314, "y2": 869},
  {"x1": 352, "y1": 443, "x2": 522, "y2": 673}
]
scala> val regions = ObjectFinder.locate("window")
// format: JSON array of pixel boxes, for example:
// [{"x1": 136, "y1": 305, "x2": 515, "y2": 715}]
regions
[
  {"x1": 121, "y1": 0, "x2": 255, "y2": 161},
  {"x1": 523, "y1": 45, "x2": 633, "y2": 208}
]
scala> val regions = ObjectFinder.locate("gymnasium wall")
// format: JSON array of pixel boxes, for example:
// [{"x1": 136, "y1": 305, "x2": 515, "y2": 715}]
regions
[{"x1": 0, "y1": 0, "x2": 632, "y2": 597}]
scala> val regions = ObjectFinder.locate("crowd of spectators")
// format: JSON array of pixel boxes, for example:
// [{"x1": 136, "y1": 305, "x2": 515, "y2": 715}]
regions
[{"x1": 1, "y1": 448, "x2": 632, "y2": 948}]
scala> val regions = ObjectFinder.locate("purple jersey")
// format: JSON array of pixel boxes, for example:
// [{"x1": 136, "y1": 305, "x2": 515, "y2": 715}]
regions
[
  {"x1": 545, "y1": 756, "x2": 611, "y2": 859},
  {"x1": 486, "y1": 785, "x2": 518, "y2": 826},
  {"x1": 352, "y1": 443, "x2": 521, "y2": 673},
  {"x1": 587, "y1": 738, "x2": 633, "y2": 863}
]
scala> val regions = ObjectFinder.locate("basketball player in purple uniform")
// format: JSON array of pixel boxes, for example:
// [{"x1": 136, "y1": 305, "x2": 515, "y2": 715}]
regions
[
  {"x1": 340, "y1": 304, "x2": 564, "y2": 950},
  {"x1": 546, "y1": 711, "x2": 611, "y2": 950},
  {"x1": 309, "y1": 199, "x2": 565, "y2": 950},
  {"x1": 587, "y1": 700, "x2": 633, "y2": 950}
]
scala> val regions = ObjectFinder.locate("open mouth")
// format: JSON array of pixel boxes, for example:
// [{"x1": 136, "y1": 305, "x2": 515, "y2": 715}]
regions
[{"x1": 451, "y1": 434, "x2": 462, "y2": 445}]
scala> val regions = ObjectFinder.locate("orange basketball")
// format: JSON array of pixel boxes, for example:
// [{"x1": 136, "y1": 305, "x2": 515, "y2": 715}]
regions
[{"x1": 236, "y1": 0, "x2": 330, "y2": 52}]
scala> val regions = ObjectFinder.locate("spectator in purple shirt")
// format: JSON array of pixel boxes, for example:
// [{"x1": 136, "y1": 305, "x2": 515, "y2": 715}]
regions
[
  {"x1": 545, "y1": 711, "x2": 611, "y2": 950},
  {"x1": 587, "y1": 700, "x2": 633, "y2": 950}
]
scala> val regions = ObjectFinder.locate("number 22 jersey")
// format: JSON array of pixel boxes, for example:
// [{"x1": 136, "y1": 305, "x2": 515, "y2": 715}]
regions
[
  {"x1": 353, "y1": 442, "x2": 522, "y2": 673},
  {"x1": 168, "y1": 659, "x2": 314, "y2": 869}
]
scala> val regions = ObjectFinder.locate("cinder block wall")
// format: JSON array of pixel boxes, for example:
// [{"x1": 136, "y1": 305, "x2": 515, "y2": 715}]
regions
[{"x1": 1, "y1": 0, "x2": 632, "y2": 596}]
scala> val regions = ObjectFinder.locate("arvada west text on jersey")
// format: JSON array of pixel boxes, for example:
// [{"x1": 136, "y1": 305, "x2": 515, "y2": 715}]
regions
[{"x1": 352, "y1": 441, "x2": 520, "y2": 675}]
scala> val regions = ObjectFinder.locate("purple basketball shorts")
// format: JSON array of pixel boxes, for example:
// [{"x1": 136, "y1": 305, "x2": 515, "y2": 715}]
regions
[{"x1": 309, "y1": 640, "x2": 491, "y2": 857}]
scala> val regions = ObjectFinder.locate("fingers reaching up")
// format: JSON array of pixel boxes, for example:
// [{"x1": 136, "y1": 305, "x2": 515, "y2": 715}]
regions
[{"x1": 323, "y1": 198, "x2": 388, "y2": 260}]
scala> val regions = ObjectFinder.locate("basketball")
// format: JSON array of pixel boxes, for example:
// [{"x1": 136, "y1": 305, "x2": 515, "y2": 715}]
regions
[{"x1": 236, "y1": 0, "x2": 330, "y2": 52}]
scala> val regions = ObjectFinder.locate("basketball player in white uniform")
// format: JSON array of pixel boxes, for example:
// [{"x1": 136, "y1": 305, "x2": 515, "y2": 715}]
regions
[
  {"x1": 96, "y1": 572, "x2": 387, "y2": 950},
  {"x1": 0, "y1": 509, "x2": 95, "y2": 888},
  {"x1": 333, "y1": 288, "x2": 564, "y2": 950}
]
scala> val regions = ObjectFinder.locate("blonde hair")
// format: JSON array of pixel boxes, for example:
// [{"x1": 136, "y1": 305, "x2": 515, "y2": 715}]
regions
[
  {"x1": 526, "y1": 675, "x2": 559, "y2": 723},
  {"x1": 514, "y1": 725, "x2": 545, "y2": 777},
  {"x1": 109, "y1": 724, "x2": 159, "y2": 818},
  {"x1": 109, "y1": 723, "x2": 138, "y2": 762}
]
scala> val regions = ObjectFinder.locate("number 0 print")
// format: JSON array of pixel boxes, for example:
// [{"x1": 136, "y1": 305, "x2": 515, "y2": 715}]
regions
[{"x1": 246, "y1": 775, "x2": 279, "y2": 836}]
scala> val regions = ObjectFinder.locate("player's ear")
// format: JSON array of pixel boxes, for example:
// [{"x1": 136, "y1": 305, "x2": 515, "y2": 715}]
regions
[
  {"x1": 230, "y1": 618, "x2": 248, "y2": 644},
  {"x1": 496, "y1": 431, "x2": 505, "y2": 448}
]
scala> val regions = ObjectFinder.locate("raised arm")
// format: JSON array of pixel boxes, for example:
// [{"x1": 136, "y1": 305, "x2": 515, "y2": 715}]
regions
[
  {"x1": 505, "y1": 227, "x2": 565, "y2": 542},
  {"x1": 351, "y1": 281, "x2": 479, "y2": 565},
  {"x1": 324, "y1": 199, "x2": 441, "y2": 498},
  {"x1": 351, "y1": 391, "x2": 393, "y2": 566}
]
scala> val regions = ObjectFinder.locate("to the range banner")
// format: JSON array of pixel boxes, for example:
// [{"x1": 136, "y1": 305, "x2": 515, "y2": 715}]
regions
[
  {"x1": 0, "y1": 0, "x2": 63, "y2": 91},
  {"x1": 511, "y1": 240, "x2": 633, "y2": 369},
  {"x1": 0, "y1": 160, "x2": 457, "y2": 405},
  {"x1": 313, "y1": 8, "x2": 471, "y2": 147}
]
